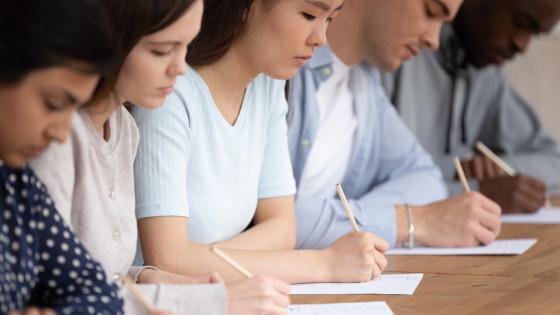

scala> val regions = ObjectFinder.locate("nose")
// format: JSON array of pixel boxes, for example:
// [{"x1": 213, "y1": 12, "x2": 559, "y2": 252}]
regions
[
  {"x1": 420, "y1": 22, "x2": 443, "y2": 51},
  {"x1": 168, "y1": 51, "x2": 188, "y2": 76},
  {"x1": 307, "y1": 23, "x2": 328, "y2": 48},
  {"x1": 45, "y1": 110, "x2": 73, "y2": 143},
  {"x1": 512, "y1": 32, "x2": 531, "y2": 54}
]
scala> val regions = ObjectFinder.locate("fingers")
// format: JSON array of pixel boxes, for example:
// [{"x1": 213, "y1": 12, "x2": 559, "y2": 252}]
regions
[
  {"x1": 472, "y1": 156, "x2": 485, "y2": 181},
  {"x1": 476, "y1": 206, "x2": 501, "y2": 237},
  {"x1": 468, "y1": 191, "x2": 501, "y2": 216},
  {"x1": 473, "y1": 222, "x2": 497, "y2": 245},
  {"x1": 372, "y1": 249, "x2": 387, "y2": 275},
  {"x1": 207, "y1": 271, "x2": 224, "y2": 283},
  {"x1": 373, "y1": 235, "x2": 389, "y2": 253},
  {"x1": 482, "y1": 155, "x2": 498, "y2": 178},
  {"x1": 461, "y1": 159, "x2": 474, "y2": 179}
]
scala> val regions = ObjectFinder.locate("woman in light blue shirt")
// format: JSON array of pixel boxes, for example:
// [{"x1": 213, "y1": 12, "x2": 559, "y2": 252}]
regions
[{"x1": 133, "y1": 0, "x2": 389, "y2": 286}]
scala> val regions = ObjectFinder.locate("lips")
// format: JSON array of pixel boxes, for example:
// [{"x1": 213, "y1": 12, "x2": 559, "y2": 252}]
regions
[{"x1": 405, "y1": 45, "x2": 420, "y2": 59}]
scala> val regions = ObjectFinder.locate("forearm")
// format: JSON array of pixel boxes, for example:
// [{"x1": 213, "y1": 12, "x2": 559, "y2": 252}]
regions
[
  {"x1": 146, "y1": 241, "x2": 330, "y2": 284},
  {"x1": 216, "y1": 217, "x2": 296, "y2": 251}
]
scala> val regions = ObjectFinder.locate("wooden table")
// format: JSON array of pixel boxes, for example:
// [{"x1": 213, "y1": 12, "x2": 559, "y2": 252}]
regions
[{"x1": 292, "y1": 224, "x2": 560, "y2": 314}]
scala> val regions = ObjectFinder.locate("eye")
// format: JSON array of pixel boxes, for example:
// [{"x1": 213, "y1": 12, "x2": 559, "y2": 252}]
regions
[
  {"x1": 302, "y1": 12, "x2": 317, "y2": 21},
  {"x1": 44, "y1": 99, "x2": 64, "y2": 112},
  {"x1": 151, "y1": 50, "x2": 171, "y2": 57}
]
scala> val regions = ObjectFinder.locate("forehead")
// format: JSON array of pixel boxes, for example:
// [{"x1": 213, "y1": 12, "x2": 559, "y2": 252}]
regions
[{"x1": 515, "y1": 0, "x2": 560, "y2": 31}]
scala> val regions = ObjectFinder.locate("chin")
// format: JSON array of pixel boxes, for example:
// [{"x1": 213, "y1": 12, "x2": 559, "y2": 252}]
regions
[
  {"x1": 3, "y1": 154, "x2": 27, "y2": 169},
  {"x1": 134, "y1": 97, "x2": 166, "y2": 110},
  {"x1": 265, "y1": 66, "x2": 299, "y2": 81}
]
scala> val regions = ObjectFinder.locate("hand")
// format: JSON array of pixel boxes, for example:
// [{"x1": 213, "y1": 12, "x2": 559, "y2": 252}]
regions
[
  {"x1": 226, "y1": 276, "x2": 290, "y2": 315},
  {"x1": 414, "y1": 192, "x2": 502, "y2": 247},
  {"x1": 138, "y1": 268, "x2": 223, "y2": 285},
  {"x1": 460, "y1": 155, "x2": 505, "y2": 181},
  {"x1": 480, "y1": 175, "x2": 546, "y2": 214},
  {"x1": 324, "y1": 231, "x2": 388, "y2": 283},
  {"x1": 8, "y1": 308, "x2": 55, "y2": 315}
]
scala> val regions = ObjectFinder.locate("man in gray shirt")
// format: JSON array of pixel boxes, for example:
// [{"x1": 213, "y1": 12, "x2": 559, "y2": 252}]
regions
[{"x1": 383, "y1": 0, "x2": 560, "y2": 213}]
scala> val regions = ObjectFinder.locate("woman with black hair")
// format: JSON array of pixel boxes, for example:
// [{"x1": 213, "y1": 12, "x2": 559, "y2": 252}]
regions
[{"x1": 0, "y1": 0, "x2": 123, "y2": 313}]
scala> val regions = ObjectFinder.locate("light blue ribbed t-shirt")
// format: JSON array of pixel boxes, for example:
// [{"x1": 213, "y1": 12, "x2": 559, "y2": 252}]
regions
[{"x1": 132, "y1": 67, "x2": 296, "y2": 244}]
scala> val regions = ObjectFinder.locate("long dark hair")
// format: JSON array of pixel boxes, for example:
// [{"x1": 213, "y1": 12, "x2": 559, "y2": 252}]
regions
[
  {"x1": 0, "y1": 0, "x2": 115, "y2": 83},
  {"x1": 187, "y1": 0, "x2": 274, "y2": 67},
  {"x1": 89, "y1": 0, "x2": 197, "y2": 106}
]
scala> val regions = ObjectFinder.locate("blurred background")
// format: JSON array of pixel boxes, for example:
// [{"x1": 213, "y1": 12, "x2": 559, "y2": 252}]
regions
[{"x1": 505, "y1": 23, "x2": 560, "y2": 141}]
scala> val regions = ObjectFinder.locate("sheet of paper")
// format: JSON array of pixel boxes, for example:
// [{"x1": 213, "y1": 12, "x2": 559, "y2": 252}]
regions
[
  {"x1": 502, "y1": 208, "x2": 560, "y2": 224},
  {"x1": 289, "y1": 301, "x2": 393, "y2": 315},
  {"x1": 387, "y1": 239, "x2": 537, "y2": 256},
  {"x1": 290, "y1": 273, "x2": 423, "y2": 295}
]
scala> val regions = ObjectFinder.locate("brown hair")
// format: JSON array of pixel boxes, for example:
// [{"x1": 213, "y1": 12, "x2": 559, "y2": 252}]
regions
[
  {"x1": 88, "y1": 0, "x2": 196, "y2": 106},
  {"x1": 187, "y1": 0, "x2": 274, "y2": 67}
]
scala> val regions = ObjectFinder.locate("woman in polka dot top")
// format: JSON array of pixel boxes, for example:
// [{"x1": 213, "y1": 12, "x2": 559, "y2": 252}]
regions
[{"x1": 0, "y1": 0, "x2": 123, "y2": 313}]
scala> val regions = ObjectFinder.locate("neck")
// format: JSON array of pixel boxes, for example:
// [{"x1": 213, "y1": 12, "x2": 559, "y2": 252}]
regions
[
  {"x1": 327, "y1": 6, "x2": 366, "y2": 66},
  {"x1": 195, "y1": 43, "x2": 258, "y2": 111},
  {"x1": 86, "y1": 95, "x2": 121, "y2": 140}
]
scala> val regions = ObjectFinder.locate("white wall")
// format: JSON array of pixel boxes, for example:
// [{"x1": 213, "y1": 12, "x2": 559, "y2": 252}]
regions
[{"x1": 504, "y1": 35, "x2": 560, "y2": 142}]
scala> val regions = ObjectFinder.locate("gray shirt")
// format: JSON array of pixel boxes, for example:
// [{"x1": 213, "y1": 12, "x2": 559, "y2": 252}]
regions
[
  {"x1": 382, "y1": 25, "x2": 560, "y2": 195},
  {"x1": 31, "y1": 108, "x2": 227, "y2": 314}
]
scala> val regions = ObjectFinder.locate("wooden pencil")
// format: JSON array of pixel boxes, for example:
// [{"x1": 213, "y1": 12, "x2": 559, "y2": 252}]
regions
[
  {"x1": 336, "y1": 183, "x2": 360, "y2": 232},
  {"x1": 210, "y1": 246, "x2": 254, "y2": 278},
  {"x1": 475, "y1": 141, "x2": 516, "y2": 176},
  {"x1": 120, "y1": 274, "x2": 156, "y2": 312},
  {"x1": 454, "y1": 157, "x2": 471, "y2": 193}
]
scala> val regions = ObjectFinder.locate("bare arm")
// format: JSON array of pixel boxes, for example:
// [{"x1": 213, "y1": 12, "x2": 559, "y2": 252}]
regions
[
  {"x1": 215, "y1": 196, "x2": 296, "y2": 251},
  {"x1": 138, "y1": 216, "x2": 387, "y2": 284}
]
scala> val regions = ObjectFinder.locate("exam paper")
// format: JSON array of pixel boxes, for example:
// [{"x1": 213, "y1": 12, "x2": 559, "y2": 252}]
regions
[
  {"x1": 289, "y1": 301, "x2": 394, "y2": 315},
  {"x1": 387, "y1": 239, "x2": 537, "y2": 256},
  {"x1": 502, "y1": 208, "x2": 560, "y2": 224},
  {"x1": 290, "y1": 273, "x2": 423, "y2": 295}
]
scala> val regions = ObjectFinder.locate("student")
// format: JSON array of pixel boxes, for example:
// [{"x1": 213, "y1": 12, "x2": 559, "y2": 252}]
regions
[
  {"x1": 0, "y1": 0, "x2": 123, "y2": 313},
  {"x1": 383, "y1": 0, "x2": 560, "y2": 214},
  {"x1": 31, "y1": 0, "x2": 289, "y2": 314},
  {"x1": 288, "y1": 0, "x2": 504, "y2": 249},
  {"x1": 133, "y1": 0, "x2": 389, "y2": 286}
]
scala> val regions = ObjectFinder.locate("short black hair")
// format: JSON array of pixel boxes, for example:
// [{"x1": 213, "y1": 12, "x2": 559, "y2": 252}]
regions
[{"x1": 0, "y1": 0, "x2": 115, "y2": 84}]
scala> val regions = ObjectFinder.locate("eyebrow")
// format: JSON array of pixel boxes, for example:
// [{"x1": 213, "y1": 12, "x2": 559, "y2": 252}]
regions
[
  {"x1": 146, "y1": 40, "x2": 182, "y2": 46},
  {"x1": 305, "y1": 0, "x2": 344, "y2": 12},
  {"x1": 432, "y1": 0, "x2": 451, "y2": 17}
]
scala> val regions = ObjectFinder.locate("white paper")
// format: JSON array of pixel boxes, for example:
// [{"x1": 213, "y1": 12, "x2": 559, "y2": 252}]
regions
[
  {"x1": 289, "y1": 301, "x2": 393, "y2": 315},
  {"x1": 290, "y1": 273, "x2": 423, "y2": 295},
  {"x1": 502, "y1": 208, "x2": 560, "y2": 224},
  {"x1": 387, "y1": 239, "x2": 537, "y2": 256}
]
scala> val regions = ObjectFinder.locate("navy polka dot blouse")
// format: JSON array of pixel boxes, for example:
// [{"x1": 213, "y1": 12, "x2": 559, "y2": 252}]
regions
[{"x1": 0, "y1": 160, "x2": 124, "y2": 314}]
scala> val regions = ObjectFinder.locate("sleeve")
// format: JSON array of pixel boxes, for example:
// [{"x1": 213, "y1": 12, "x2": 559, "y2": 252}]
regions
[
  {"x1": 481, "y1": 69, "x2": 560, "y2": 194},
  {"x1": 132, "y1": 90, "x2": 192, "y2": 219},
  {"x1": 29, "y1": 138, "x2": 75, "y2": 224},
  {"x1": 295, "y1": 79, "x2": 447, "y2": 249},
  {"x1": 257, "y1": 79, "x2": 297, "y2": 199},
  {"x1": 123, "y1": 283, "x2": 227, "y2": 315},
  {"x1": 30, "y1": 187, "x2": 123, "y2": 314}
]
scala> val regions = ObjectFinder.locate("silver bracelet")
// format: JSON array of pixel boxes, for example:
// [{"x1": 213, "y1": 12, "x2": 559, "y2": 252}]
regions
[{"x1": 405, "y1": 204, "x2": 415, "y2": 249}]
